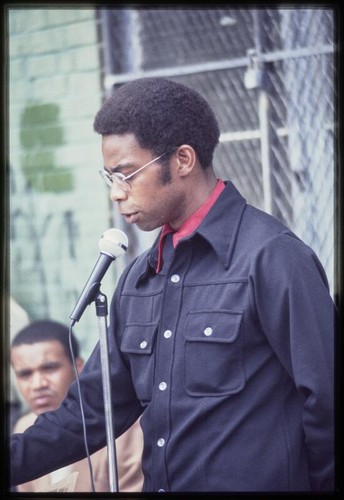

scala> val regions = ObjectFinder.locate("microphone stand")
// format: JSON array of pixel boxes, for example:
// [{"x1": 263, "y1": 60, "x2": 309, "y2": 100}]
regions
[{"x1": 95, "y1": 291, "x2": 119, "y2": 493}]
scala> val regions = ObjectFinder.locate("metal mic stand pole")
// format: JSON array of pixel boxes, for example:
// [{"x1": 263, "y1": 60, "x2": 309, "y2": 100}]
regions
[{"x1": 95, "y1": 291, "x2": 119, "y2": 493}]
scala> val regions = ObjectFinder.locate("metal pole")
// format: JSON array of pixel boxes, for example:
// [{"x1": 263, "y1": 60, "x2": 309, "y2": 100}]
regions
[
  {"x1": 95, "y1": 292, "x2": 119, "y2": 492},
  {"x1": 258, "y1": 89, "x2": 273, "y2": 215},
  {"x1": 252, "y1": 9, "x2": 273, "y2": 215},
  {"x1": 244, "y1": 48, "x2": 273, "y2": 215}
]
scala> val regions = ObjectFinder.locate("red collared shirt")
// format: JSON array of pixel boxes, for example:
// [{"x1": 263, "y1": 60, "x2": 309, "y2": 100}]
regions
[{"x1": 156, "y1": 179, "x2": 225, "y2": 272}]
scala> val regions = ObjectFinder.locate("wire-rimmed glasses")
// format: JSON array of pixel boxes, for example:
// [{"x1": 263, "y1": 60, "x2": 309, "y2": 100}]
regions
[{"x1": 99, "y1": 151, "x2": 169, "y2": 191}]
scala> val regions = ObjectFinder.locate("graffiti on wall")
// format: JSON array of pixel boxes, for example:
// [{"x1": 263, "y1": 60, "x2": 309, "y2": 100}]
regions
[{"x1": 10, "y1": 103, "x2": 79, "y2": 320}]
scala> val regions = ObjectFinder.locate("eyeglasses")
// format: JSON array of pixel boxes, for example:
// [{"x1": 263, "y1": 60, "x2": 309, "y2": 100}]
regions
[{"x1": 99, "y1": 152, "x2": 169, "y2": 191}]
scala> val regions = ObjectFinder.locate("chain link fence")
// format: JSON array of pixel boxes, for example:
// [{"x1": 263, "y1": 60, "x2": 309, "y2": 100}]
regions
[{"x1": 97, "y1": 7, "x2": 337, "y2": 297}]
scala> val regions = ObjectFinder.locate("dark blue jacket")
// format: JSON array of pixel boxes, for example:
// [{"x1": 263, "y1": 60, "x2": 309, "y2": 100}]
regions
[{"x1": 11, "y1": 182, "x2": 334, "y2": 492}]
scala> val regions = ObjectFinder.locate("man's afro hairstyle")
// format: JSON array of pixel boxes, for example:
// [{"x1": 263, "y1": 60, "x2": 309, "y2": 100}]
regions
[{"x1": 93, "y1": 77, "x2": 220, "y2": 169}]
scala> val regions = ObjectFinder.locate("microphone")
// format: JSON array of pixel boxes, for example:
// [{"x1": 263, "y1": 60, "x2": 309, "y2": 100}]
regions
[{"x1": 69, "y1": 228, "x2": 128, "y2": 326}]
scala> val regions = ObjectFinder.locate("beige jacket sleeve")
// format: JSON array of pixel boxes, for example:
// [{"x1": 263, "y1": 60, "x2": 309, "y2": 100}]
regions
[{"x1": 13, "y1": 414, "x2": 144, "y2": 492}]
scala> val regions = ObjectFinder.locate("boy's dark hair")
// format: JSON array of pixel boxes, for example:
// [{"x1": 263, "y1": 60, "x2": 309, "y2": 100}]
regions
[
  {"x1": 93, "y1": 77, "x2": 220, "y2": 169},
  {"x1": 11, "y1": 320, "x2": 79, "y2": 363}
]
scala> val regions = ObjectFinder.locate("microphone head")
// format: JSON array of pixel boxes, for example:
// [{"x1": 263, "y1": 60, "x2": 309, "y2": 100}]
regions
[{"x1": 99, "y1": 228, "x2": 128, "y2": 258}]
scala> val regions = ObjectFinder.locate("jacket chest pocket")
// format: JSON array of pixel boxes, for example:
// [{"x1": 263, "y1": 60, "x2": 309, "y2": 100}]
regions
[
  {"x1": 183, "y1": 310, "x2": 245, "y2": 397},
  {"x1": 120, "y1": 322, "x2": 158, "y2": 403}
]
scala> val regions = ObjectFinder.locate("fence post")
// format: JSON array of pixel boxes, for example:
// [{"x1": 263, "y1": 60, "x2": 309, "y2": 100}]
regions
[
  {"x1": 258, "y1": 87, "x2": 273, "y2": 215},
  {"x1": 244, "y1": 48, "x2": 273, "y2": 215}
]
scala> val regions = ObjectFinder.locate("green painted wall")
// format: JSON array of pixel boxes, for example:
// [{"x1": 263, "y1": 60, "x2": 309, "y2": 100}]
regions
[{"x1": 9, "y1": 8, "x2": 113, "y2": 357}]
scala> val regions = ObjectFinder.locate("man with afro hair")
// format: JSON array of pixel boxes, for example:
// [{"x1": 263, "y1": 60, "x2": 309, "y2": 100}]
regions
[{"x1": 11, "y1": 77, "x2": 334, "y2": 493}]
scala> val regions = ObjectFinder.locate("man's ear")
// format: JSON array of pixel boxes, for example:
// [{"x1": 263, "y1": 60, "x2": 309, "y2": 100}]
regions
[
  {"x1": 175, "y1": 145, "x2": 196, "y2": 177},
  {"x1": 75, "y1": 356, "x2": 84, "y2": 374}
]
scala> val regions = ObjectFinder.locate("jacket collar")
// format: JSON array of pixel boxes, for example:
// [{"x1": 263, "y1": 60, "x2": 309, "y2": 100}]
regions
[
  {"x1": 137, "y1": 181, "x2": 247, "y2": 286},
  {"x1": 196, "y1": 181, "x2": 247, "y2": 269}
]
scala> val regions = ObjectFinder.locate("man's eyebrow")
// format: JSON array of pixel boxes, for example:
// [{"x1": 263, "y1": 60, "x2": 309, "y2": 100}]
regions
[
  {"x1": 108, "y1": 162, "x2": 135, "y2": 174},
  {"x1": 15, "y1": 361, "x2": 62, "y2": 376},
  {"x1": 15, "y1": 368, "x2": 33, "y2": 377}
]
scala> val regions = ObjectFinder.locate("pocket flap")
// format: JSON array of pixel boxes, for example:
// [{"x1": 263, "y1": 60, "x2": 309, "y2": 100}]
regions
[
  {"x1": 184, "y1": 310, "x2": 242, "y2": 343},
  {"x1": 121, "y1": 323, "x2": 158, "y2": 354}
]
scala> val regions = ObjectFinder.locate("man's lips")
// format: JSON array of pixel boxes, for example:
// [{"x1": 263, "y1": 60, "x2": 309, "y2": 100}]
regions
[
  {"x1": 30, "y1": 394, "x2": 54, "y2": 409},
  {"x1": 122, "y1": 212, "x2": 139, "y2": 223}
]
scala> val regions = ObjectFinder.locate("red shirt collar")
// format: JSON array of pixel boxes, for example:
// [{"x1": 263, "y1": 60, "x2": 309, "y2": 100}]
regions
[{"x1": 156, "y1": 179, "x2": 225, "y2": 272}]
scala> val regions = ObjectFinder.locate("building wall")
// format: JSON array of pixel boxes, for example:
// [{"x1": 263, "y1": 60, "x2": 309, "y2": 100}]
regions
[{"x1": 8, "y1": 8, "x2": 114, "y2": 357}]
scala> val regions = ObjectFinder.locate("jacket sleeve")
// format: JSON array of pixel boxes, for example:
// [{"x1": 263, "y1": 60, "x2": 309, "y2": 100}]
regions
[
  {"x1": 10, "y1": 265, "x2": 143, "y2": 487},
  {"x1": 250, "y1": 233, "x2": 335, "y2": 491}
]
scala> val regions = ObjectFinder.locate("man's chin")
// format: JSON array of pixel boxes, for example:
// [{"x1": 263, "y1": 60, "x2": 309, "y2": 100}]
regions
[
  {"x1": 135, "y1": 219, "x2": 163, "y2": 232},
  {"x1": 33, "y1": 403, "x2": 56, "y2": 415}
]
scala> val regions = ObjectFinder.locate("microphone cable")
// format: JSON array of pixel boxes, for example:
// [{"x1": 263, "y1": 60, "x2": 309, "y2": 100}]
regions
[{"x1": 68, "y1": 323, "x2": 96, "y2": 492}]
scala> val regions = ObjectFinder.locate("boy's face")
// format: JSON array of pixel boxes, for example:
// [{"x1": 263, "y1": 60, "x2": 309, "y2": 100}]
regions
[{"x1": 11, "y1": 340, "x2": 81, "y2": 415}]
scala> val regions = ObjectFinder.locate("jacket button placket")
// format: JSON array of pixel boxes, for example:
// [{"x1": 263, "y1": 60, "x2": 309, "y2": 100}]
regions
[{"x1": 152, "y1": 261, "x2": 184, "y2": 492}]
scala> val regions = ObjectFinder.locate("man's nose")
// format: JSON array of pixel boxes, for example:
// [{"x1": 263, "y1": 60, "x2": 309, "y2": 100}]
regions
[
  {"x1": 109, "y1": 182, "x2": 129, "y2": 203},
  {"x1": 31, "y1": 371, "x2": 48, "y2": 389}
]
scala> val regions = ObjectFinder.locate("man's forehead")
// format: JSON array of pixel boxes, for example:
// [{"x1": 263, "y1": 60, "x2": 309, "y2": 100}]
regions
[{"x1": 11, "y1": 340, "x2": 67, "y2": 366}]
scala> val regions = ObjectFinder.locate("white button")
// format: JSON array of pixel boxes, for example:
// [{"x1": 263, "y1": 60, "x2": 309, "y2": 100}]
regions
[
  {"x1": 203, "y1": 327, "x2": 213, "y2": 336},
  {"x1": 158, "y1": 489, "x2": 165, "y2": 492},
  {"x1": 159, "y1": 382, "x2": 167, "y2": 391},
  {"x1": 157, "y1": 438, "x2": 165, "y2": 447},
  {"x1": 163, "y1": 329, "x2": 172, "y2": 339},
  {"x1": 170, "y1": 274, "x2": 180, "y2": 283},
  {"x1": 140, "y1": 340, "x2": 148, "y2": 349}
]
